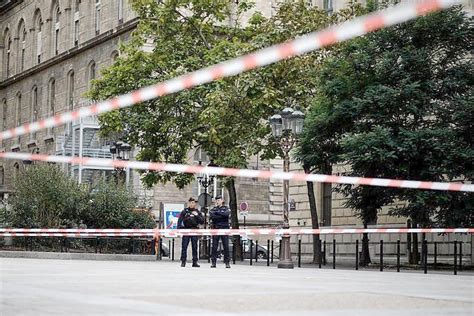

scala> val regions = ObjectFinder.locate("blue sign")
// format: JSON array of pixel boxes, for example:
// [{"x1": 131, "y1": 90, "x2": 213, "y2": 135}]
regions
[{"x1": 164, "y1": 209, "x2": 182, "y2": 229}]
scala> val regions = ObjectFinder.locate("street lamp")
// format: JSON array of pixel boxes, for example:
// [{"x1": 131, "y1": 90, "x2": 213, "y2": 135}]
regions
[
  {"x1": 269, "y1": 107, "x2": 305, "y2": 269},
  {"x1": 109, "y1": 141, "x2": 132, "y2": 185},
  {"x1": 196, "y1": 160, "x2": 217, "y2": 259}
]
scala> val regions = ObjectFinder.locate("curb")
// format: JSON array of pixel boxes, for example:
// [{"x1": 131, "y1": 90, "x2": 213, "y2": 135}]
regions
[{"x1": 0, "y1": 251, "x2": 156, "y2": 261}]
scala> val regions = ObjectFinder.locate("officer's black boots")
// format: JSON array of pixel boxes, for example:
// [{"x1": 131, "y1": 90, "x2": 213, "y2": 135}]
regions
[
  {"x1": 181, "y1": 261, "x2": 186, "y2": 267},
  {"x1": 211, "y1": 262, "x2": 216, "y2": 268},
  {"x1": 192, "y1": 262, "x2": 200, "y2": 268},
  {"x1": 225, "y1": 262, "x2": 231, "y2": 269}
]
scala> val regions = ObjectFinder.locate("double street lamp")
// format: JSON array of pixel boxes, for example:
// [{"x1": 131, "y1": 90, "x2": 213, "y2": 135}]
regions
[
  {"x1": 269, "y1": 107, "x2": 305, "y2": 269},
  {"x1": 109, "y1": 141, "x2": 132, "y2": 186}
]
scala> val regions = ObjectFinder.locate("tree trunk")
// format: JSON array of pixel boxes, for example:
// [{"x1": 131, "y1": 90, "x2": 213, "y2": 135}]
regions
[
  {"x1": 360, "y1": 221, "x2": 371, "y2": 266},
  {"x1": 304, "y1": 165, "x2": 320, "y2": 264},
  {"x1": 226, "y1": 177, "x2": 242, "y2": 260}
]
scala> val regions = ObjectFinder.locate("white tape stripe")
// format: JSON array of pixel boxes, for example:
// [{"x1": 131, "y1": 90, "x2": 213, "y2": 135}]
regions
[
  {"x1": 0, "y1": 0, "x2": 460, "y2": 142},
  {"x1": 0, "y1": 152, "x2": 472, "y2": 192}
]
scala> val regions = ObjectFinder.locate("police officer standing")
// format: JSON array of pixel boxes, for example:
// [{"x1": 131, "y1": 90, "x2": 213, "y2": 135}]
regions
[
  {"x1": 177, "y1": 197, "x2": 204, "y2": 267},
  {"x1": 209, "y1": 195, "x2": 231, "y2": 268}
]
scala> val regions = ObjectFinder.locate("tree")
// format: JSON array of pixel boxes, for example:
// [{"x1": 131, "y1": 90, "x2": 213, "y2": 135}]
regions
[
  {"x1": 296, "y1": 6, "x2": 473, "y2": 265},
  {"x1": 89, "y1": 0, "x2": 367, "y2": 261}
]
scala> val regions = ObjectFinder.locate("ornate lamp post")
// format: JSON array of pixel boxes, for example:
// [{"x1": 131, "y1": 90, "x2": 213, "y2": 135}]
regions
[
  {"x1": 269, "y1": 107, "x2": 305, "y2": 269},
  {"x1": 109, "y1": 141, "x2": 132, "y2": 186},
  {"x1": 196, "y1": 160, "x2": 216, "y2": 259}
]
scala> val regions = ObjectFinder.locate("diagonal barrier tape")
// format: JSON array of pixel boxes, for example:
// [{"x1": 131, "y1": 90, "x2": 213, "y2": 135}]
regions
[
  {"x1": 0, "y1": 227, "x2": 472, "y2": 237},
  {"x1": 0, "y1": 152, "x2": 472, "y2": 192},
  {"x1": 0, "y1": 0, "x2": 462, "y2": 142}
]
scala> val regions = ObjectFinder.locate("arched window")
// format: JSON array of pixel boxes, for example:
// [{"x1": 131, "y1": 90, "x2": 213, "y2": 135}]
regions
[
  {"x1": 47, "y1": 78, "x2": 55, "y2": 137},
  {"x1": 87, "y1": 61, "x2": 96, "y2": 90},
  {"x1": 118, "y1": 0, "x2": 124, "y2": 23},
  {"x1": 95, "y1": 0, "x2": 101, "y2": 35},
  {"x1": 16, "y1": 20, "x2": 26, "y2": 73},
  {"x1": 67, "y1": 70, "x2": 75, "y2": 110},
  {"x1": 73, "y1": 0, "x2": 81, "y2": 46},
  {"x1": 15, "y1": 92, "x2": 22, "y2": 145},
  {"x1": 52, "y1": 3, "x2": 61, "y2": 56},
  {"x1": 33, "y1": 10, "x2": 43, "y2": 65},
  {"x1": 110, "y1": 50, "x2": 119, "y2": 62},
  {"x1": 3, "y1": 29, "x2": 12, "y2": 78},
  {"x1": 13, "y1": 163, "x2": 20, "y2": 178},
  {"x1": 30, "y1": 86, "x2": 39, "y2": 140},
  {"x1": 1, "y1": 99, "x2": 6, "y2": 148}
]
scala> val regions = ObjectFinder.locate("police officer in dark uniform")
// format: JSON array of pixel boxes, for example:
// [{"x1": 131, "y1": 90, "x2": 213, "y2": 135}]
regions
[
  {"x1": 209, "y1": 195, "x2": 231, "y2": 268},
  {"x1": 177, "y1": 197, "x2": 204, "y2": 267}
]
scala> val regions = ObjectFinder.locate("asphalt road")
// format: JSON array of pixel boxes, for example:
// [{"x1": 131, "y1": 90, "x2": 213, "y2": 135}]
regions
[{"x1": 1, "y1": 258, "x2": 472, "y2": 315}]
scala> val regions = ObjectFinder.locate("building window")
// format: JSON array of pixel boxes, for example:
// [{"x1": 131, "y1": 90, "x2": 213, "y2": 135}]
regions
[
  {"x1": 95, "y1": 0, "x2": 101, "y2": 35},
  {"x1": 30, "y1": 86, "x2": 39, "y2": 140},
  {"x1": 16, "y1": 20, "x2": 26, "y2": 73},
  {"x1": 118, "y1": 0, "x2": 123, "y2": 23},
  {"x1": 324, "y1": 0, "x2": 333, "y2": 14},
  {"x1": 0, "y1": 166, "x2": 4, "y2": 186},
  {"x1": 67, "y1": 70, "x2": 75, "y2": 110},
  {"x1": 87, "y1": 61, "x2": 96, "y2": 90},
  {"x1": 322, "y1": 183, "x2": 332, "y2": 226},
  {"x1": 110, "y1": 50, "x2": 119, "y2": 63},
  {"x1": 4, "y1": 32, "x2": 11, "y2": 78},
  {"x1": 15, "y1": 93, "x2": 22, "y2": 145},
  {"x1": 34, "y1": 10, "x2": 43, "y2": 65},
  {"x1": 13, "y1": 163, "x2": 20, "y2": 178},
  {"x1": 47, "y1": 78, "x2": 55, "y2": 136},
  {"x1": 53, "y1": 5, "x2": 61, "y2": 56},
  {"x1": 74, "y1": 0, "x2": 80, "y2": 46},
  {"x1": 1, "y1": 100, "x2": 6, "y2": 148}
]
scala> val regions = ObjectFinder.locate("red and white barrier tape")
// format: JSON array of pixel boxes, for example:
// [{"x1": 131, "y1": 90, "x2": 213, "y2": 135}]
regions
[
  {"x1": 0, "y1": 152, "x2": 472, "y2": 192},
  {"x1": 0, "y1": 227, "x2": 472, "y2": 237},
  {"x1": 0, "y1": 0, "x2": 461, "y2": 143}
]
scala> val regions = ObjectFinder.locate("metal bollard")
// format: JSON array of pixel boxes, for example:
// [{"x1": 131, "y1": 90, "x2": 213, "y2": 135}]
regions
[
  {"x1": 267, "y1": 240, "x2": 270, "y2": 267},
  {"x1": 453, "y1": 241, "x2": 457, "y2": 275},
  {"x1": 168, "y1": 240, "x2": 171, "y2": 259},
  {"x1": 95, "y1": 237, "x2": 99, "y2": 254},
  {"x1": 323, "y1": 240, "x2": 327, "y2": 266},
  {"x1": 298, "y1": 238, "x2": 302, "y2": 268},
  {"x1": 232, "y1": 238, "x2": 236, "y2": 264},
  {"x1": 333, "y1": 239, "x2": 336, "y2": 269},
  {"x1": 172, "y1": 238, "x2": 175, "y2": 261},
  {"x1": 459, "y1": 241, "x2": 463, "y2": 271},
  {"x1": 423, "y1": 239, "x2": 428, "y2": 274},
  {"x1": 397, "y1": 239, "x2": 400, "y2": 272},
  {"x1": 241, "y1": 240, "x2": 244, "y2": 262},
  {"x1": 380, "y1": 240, "x2": 383, "y2": 272},
  {"x1": 279, "y1": 240, "x2": 282, "y2": 259},
  {"x1": 271, "y1": 240, "x2": 274, "y2": 263},
  {"x1": 250, "y1": 240, "x2": 253, "y2": 266},
  {"x1": 355, "y1": 239, "x2": 359, "y2": 270},
  {"x1": 434, "y1": 241, "x2": 437, "y2": 268},
  {"x1": 208, "y1": 239, "x2": 211, "y2": 263},
  {"x1": 318, "y1": 239, "x2": 322, "y2": 269},
  {"x1": 151, "y1": 238, "x2": 156, "y2": 255},
  {"x1": 255, "y1": 240, "x2": 259, "y2": 263}
]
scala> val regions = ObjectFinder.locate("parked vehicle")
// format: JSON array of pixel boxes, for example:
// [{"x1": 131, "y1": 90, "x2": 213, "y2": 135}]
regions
[{"x1": 215, "y1": 239, "x2": 270, "y2": 260}]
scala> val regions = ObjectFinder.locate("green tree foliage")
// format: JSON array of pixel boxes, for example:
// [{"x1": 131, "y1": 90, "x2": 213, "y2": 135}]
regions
[
  {"x1": 297, "y1": 6, "x2": 473, "y2": 238},
  {"x1": 0, "y1": 164, "x2": 155, "y2": 229}
]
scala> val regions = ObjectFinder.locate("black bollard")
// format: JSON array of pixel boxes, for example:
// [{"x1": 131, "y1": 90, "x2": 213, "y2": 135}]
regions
[
  {"x1": 250, "y1": 240, "x2": 253, "y2": 266},
  {"x1": 459, "y1": 241, "x2": 463, "y2": 271},
  {"x1": 151, "y1": 238, "x2": 156, "y2": 255},
  {"x1": 255, "y1": 240, "x2": 259, "y2": 263},
  {"x1": 355, "y1": 239, "x2": 359, "y2": 270},
  {"x1": 434, "y1": 241, "x2": 437, "y2": 269},
  {"x1": 397, "y1": 239, "x2": 400, "y2": 272},
  {"x1": 172, "y1": 238, "x2": 175, "y2": 261},
  {"x1": 423, "y1": 239, "x2": 427, "y2": 274},
  {"x1": 208, "y1": 239, "x2": 211, "y2": 263},
  {"x1": 453, "y1": 241, "x2": 457, "y2": 275},
  {"x1": 380, "y1": 240, "x2": 383, "y2": 272},
  {"x1": 298, "y1": 239, "x2": 302, "y2": 268},
  {"x1": 267, "y1": 240, "x2": 270, "y2": 267},
  {"x1": 271, "y1": 240, "x2": 274, "y2": 264},
  {"x1": 232, "y1": 238, "x2": 236, "y2": 264},
  {"x1": 323, "y1": 240, "x2": 327, "y2": 266},
  {"x1": 241, "y1": 240, "x2": 244, "y2": 262},
  {"x1": 95, "y1": 237, "x2": 99, "y2": 254},
  {"x1": 318, "y1": 239, "x2": 322, "y2": 269},
  {"x1": 333, "y1": 239, "x2": 336, "y2": 269},
  {"x1": 168, "y1": 240, "x2": 171, "y2": 259}
]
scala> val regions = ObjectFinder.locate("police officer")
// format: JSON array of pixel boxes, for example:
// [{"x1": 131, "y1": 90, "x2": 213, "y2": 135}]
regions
[
  {"x1": 209, "y1": 195, "x2": 231, "y2": 268},
  {"x1": 177, "y1": 197, "x2": 204, "y2": 267}
]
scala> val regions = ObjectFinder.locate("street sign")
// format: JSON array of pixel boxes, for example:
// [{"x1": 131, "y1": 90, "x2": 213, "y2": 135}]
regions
[
  {"x1": 198, "y1": 193, "x2": 212, "y2": 207},
  {"x1": 163, "y1": 203, "x2": 184, "y2": 229},
  {"x1": 239, "y1": 201, "x2": 249, "y2": 216}
]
